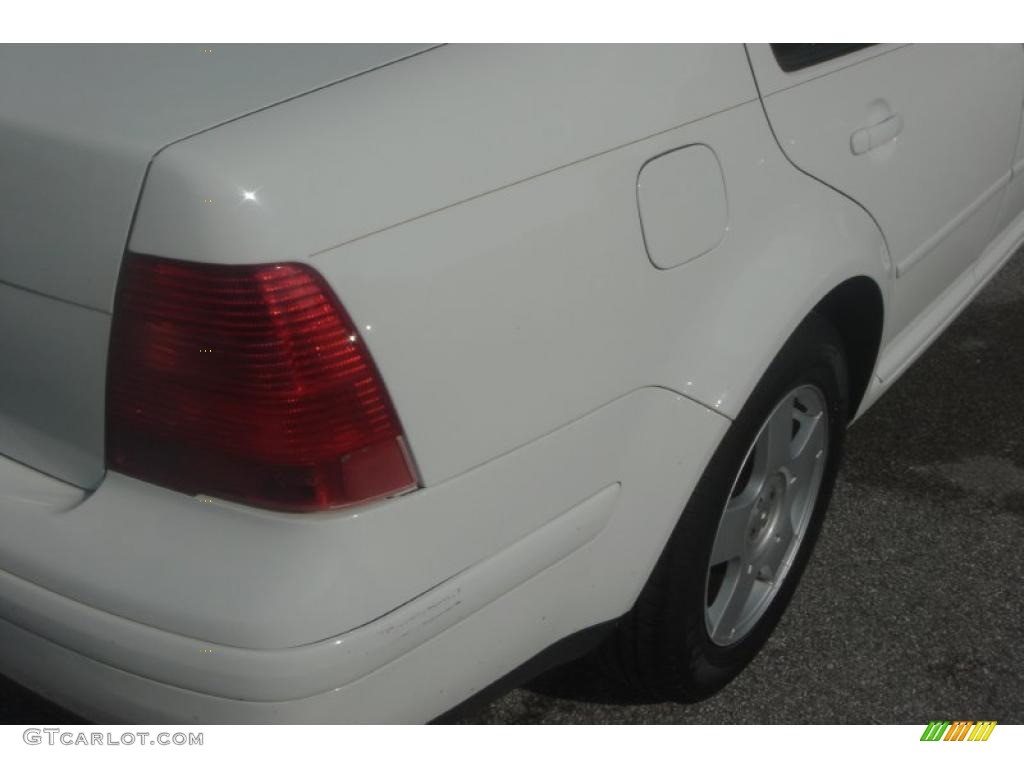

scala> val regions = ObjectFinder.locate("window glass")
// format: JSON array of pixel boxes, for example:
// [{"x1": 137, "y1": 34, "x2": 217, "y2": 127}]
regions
[{"x1": 770, "y1": 44, "x2": 874, "y2": 73}]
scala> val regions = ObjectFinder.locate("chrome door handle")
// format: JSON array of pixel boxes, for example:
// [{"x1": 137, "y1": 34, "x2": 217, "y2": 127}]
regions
[{"x1": 850, "y1": 113, "x2": 904, "y2": 155}]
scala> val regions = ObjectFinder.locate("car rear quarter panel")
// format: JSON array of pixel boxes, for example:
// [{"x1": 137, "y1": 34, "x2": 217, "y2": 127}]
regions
[{"x1": 130, "y1": 44, "x2": 889, "y2": 487}]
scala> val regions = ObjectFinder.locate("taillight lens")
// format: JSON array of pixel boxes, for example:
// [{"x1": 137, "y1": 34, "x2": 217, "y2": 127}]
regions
[{"x1": 106, "y1": 253, "x2": 417, "y2": 512}]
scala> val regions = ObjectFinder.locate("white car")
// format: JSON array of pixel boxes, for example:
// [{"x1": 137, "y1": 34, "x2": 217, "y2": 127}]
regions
[{"x1": 1, "y1": 43, "x2": 1022, "y2": 724}]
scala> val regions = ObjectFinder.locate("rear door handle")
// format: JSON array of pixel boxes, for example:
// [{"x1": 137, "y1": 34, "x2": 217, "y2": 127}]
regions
[{"x1": 851, "y1": 113, "x2": 904, "y2": 155}]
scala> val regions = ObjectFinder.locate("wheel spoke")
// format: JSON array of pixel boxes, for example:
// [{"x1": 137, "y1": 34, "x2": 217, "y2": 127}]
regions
[
  {"x1": 709, "y1": 564, "x2": 756, "y2": 643},
  {"x1": 789, "y1": 409, "x2": 825, "y2": 482},
  {"x1": 785, "y1": 408, "x2": 826, "y2": 537},
  {"x1": 756, "y1": 396, "x2": 795, "y2": 476},
  {"x1": 789, "y1": 435, "x2": 822, "y2": 489},
  {"x1": 711, "y1": 495, "x2": 754, "y2": 566}
]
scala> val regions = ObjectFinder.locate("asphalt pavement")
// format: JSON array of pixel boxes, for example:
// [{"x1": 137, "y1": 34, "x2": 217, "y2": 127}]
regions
[{"x1": 2, "y1": 249, "x2": 1022, "y2": 725}]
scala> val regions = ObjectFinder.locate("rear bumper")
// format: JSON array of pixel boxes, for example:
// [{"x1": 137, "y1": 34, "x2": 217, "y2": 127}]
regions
[
  {"x1": 0, "y1": 486, "x2": 622, "y2": 723},
  {"x1": 0, "y1": 388, "x2": 727, "y2": 722}
]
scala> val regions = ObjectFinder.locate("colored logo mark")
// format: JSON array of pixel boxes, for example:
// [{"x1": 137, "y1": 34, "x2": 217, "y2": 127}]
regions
[{"x1": 920, "y1": 721, "x2": 996, "y2": 741}]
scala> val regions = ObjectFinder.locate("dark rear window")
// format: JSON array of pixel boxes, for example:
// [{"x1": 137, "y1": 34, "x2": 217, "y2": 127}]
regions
[{"x1": 771, "y1": 44, "x2": 873, "y2": 73}]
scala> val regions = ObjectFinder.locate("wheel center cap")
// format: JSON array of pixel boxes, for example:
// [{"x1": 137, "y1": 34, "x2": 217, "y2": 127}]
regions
[{"x1": 747, "y1": 473, "x2": 786, "y2": 545}]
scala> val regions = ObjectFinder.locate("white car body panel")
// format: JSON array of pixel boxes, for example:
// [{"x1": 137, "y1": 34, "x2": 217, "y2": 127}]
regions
[
  {"x1": 131, "y1": 43, "x2": 887, "y2": 484},
  {"x1": 309, "y1": 101, "x2": 887, "y2": 486},
  {"x1": 0, "y1": 387, "x2": 728, "y2": 721},
  {"x1": 747, "y1": 43, "x2": 1024, "y2": 340},
  {"x1": 0, "y1": 291, "x2": 110, "y2": 486},
  {"x1": 0, "y1": 43, "x2": 430, "y2": 311},
  {"x1": 1, "y1": 43, "x2": 1022, "y2": 722},
  {"x1": 865, "y1": 200, "x2": 1024, "y2": 406},
  {"x1": 128, "y1": 44, "x2": 755, "y2": 265},
  {"x1": 0, "y1": 388, "x2": 725, "y2": 648},
  {"x1": 994, "y1": 56, "x2": 1024, "y2": 236}
]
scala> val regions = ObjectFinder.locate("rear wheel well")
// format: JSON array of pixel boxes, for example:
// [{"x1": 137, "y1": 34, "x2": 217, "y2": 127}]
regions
[{"x1": 811, "y1": 276, "x2": 884, "y2": 418}]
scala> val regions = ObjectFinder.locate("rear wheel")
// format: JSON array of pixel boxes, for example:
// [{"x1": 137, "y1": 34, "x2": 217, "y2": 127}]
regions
[{"x1": 597, "y1": 313, "x2": 849, "y2": 700}]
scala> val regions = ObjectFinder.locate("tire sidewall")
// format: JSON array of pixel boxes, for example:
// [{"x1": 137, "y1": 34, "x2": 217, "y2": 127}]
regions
[{"x1": 654, "y1": 314, "x2": 849, "y2": 697}]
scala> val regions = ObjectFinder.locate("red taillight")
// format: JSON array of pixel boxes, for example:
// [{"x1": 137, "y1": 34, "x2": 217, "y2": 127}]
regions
[{"x1": 106, "y1": 253, "x2": 417, "y2": 512}]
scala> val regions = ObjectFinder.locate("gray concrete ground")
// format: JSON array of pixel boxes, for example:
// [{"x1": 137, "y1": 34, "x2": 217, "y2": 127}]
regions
[{"x1": 2, "y1": 250, "x2": 1022, "y2": 725}]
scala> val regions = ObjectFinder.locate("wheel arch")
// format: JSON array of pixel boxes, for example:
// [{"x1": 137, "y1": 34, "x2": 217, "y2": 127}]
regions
[{"x1": 810, "y1": 276, "x2": 885, "y2": 419}]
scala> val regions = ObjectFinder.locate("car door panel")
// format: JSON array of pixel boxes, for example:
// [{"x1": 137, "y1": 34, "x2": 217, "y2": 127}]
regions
[
  {"x1": 992, "y1": 47, "x2": 1024, "y2": 237},
  {"x1": 746, "y1": 43, "x2": 1024, "y2": 345}
]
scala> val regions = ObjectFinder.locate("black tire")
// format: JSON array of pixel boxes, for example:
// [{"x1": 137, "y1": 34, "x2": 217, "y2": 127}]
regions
[{"x1": 596, "y1": 312, "x2": 849, "y2": 701}]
